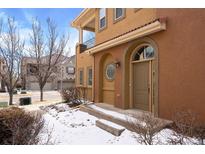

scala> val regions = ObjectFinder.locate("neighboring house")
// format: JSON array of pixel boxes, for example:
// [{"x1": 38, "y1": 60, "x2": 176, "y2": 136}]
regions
[
  {"x1": 71, "y1": 8, "x2": 205, "y2": 123},
  {"x1": 21, "y1": 55, "x2": 75, "y2": 91},
  {"x1": 0, "y1": 58, "x2": 6, "y2": 92}
]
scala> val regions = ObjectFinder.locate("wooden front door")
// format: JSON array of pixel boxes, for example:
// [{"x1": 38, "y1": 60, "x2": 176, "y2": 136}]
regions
[{"x1": 133, "y1": 60, "x2": 150, "y2": 111}]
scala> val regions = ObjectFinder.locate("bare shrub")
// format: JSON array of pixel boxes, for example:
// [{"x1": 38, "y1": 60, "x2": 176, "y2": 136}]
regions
[
  {"x1": 168, "y1": 108, "x2": 198, "y2": 145},
  {"x1": 193, "y1": 125, "x2": 205, "y2": 145},
  {"x1": 127, "y1": 113, "x2": 164, "y2": 145},
  {"x1": 61, "y1": 87, "x2": 83, "y2": 107},
  {"x1": 0, "y1": 107, "x2": 45, "y2": 145}
]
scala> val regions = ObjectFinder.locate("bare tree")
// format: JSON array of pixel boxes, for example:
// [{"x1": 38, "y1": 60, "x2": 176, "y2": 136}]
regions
[
  {"x1": 0, "y1": 17, "x2": 24, "y2": 105},
  {"x1": 28, "y1": 18, "x2": 69, "y2": 101}
]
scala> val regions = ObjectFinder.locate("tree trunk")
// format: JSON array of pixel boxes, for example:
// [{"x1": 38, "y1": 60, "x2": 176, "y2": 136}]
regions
[
  {"x1": 9, "y1": 91, "x2": 13, "y2": 105},
  {"x1": 40, "y1": 87, "x2": 43, "y2": 101}
]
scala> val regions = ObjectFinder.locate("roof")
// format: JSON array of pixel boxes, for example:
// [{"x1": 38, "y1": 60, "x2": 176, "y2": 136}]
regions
[{"x1": 71, "y1": 8, "x2": 95, "y2": 28}]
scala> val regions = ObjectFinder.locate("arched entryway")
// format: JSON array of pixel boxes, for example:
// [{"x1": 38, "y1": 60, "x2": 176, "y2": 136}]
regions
[
  {"x1": 99, "y1": 53, "x2": 115, "y2": 105},
  {"x1": 122, "y1": 37, "x2": 158, "y2": 116},
  {"x1": 131, "y1": 44, "x2": 154, "y2": 111}
]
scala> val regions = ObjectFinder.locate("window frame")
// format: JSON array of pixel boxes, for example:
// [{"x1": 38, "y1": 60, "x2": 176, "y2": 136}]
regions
[
  {"x1": 105, "y1": 63, "x2": 116, "y2": 81},
  {"x1": 132, "y1": 44, "x2": 155, "y2": 62},
  {"x1": 66, "y1": 66, "x2": 75, "y2": 74},
  {"x1": 113, "y1": 8, "x2": 125, "y2": 23},
  {"x1": 98, "y1": 8, "x2": 107, "y2": 31},
  {"x1": 79, "y1": 68, "x2": 84, "y2": 86},
  {"x1": 87, "y1": 66, "x2": 93, "y2": 86}
]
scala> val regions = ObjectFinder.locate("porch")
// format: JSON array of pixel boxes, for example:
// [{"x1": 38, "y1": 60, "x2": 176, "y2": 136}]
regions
[{"x1": 80, "y1": 102, "x2": 173, "y2": 133}]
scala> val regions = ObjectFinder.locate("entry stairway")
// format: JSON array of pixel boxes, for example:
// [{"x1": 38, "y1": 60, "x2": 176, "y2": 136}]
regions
[{"x1": 80, "y1": 103, "x2": 173, "y2": 136}]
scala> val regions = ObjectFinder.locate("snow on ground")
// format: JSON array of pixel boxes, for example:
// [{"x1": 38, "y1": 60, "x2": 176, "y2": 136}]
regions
[
  {"x1": 38, "y1": 103, "x2": 198, "y2": 145},
  {"x1": 40, "y1": 104, "x2": 138, "y2": 145}
]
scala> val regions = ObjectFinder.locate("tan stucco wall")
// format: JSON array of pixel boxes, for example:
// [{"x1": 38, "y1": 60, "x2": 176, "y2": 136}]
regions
[
  {"x1": 151, "y1": 8, "x2": 205, "y2": 123},
  {"x1": 75, "y1": 8, "x2": 205, "y2": 123},
  {"x1": 95, "y1": 8, "x2": 157, "y2": 45},
  {"x1": 94, "y1": 44, "x2": 127, "y2": 108},
  {"x1": 93, "y1": 9, "x2": 205, "y2": 123},
  {"x1": 76, "y1": 44, "x2": 94, "y2": 100}
]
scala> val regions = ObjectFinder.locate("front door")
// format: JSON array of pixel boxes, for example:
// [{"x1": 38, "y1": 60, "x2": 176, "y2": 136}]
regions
[{"x1": 133, "y1": 60, "x2": 150, "y2": 111}]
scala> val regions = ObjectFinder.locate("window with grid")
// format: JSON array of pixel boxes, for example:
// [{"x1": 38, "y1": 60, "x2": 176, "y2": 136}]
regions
[
  {"x1": 114, "y1": 8, "x2": 124, "y2": 20},
  {"x1": 87, "y1": 68, "x2": 92, "y2": 86},
  {"x1": 79, "y1": 70, "x2": 83, "y2": 85},
  {"x1": 99, "y1": 8, "x2": 106, "y2": 29}
]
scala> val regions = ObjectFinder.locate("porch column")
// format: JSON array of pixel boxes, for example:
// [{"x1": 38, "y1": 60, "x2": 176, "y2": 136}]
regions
[{"x1": 79, "y1": 27, "x2": 83, "y2": 44}]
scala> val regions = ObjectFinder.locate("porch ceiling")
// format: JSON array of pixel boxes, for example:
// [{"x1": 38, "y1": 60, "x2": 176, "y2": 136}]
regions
[{"x1": 71, "y1": 8, "x2": 95, "y2": 31}]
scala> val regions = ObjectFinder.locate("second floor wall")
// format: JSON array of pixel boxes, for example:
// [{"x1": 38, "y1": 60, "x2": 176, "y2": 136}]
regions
[{"x1": 94, "y1": 8, "x2": 157, "y2": 45}]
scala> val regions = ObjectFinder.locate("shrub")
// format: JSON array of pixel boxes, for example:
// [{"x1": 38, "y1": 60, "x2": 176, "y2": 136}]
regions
[
  {"x1": 168, "y1": 108, "x2": 200, "y2": 145},
  {"x1": 127, "y1": 113, "x2": 163, "y2": 145},
  {"x1": 193, "y1": 125, "x2": 205, "y2": 145},
  {"x1": 19, "y1": 97, "x2": 31, "y2": 106},
  {"x1": 61, "y1": 87, "x2": 83, "y2": 107},
  {"x1": 0, "y1": 107, "x2": 44, "y2": 145}
]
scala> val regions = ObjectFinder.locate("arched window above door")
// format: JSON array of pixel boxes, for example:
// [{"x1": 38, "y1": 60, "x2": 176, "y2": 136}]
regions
[{"x1": 133, "y1": 45, "x2": 154, "y2": 61}]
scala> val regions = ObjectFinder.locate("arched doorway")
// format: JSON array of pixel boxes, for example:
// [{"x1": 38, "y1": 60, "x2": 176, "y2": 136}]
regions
[
  {"x1": 131, "y1": 44, "x2": 154, "y2": 111},
  {"x1": 99, "y1": 53, "x2": 115, "y2": 105},
  {"x1": 122, "y1": 37, "x2": 158, "y2": 116}
]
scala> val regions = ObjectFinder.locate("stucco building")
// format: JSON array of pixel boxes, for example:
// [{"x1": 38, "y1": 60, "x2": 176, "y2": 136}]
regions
[
  {"x1": 21, "y1": 55, "x2": 75, "y2": 91},
  {"x1": 72, "y1": 8, "x2": 205, "y2": 123}
]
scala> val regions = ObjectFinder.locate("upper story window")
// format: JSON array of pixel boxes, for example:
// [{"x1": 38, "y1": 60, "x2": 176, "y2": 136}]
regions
[
  {"x1": 114, "y1": 8, "x2": 125, "y2": 21},
  {"x1": 66, "y1": 66, "x2": 75, "y2": 74},
  {"x1": 99, "y1": 8, "x2": 106, "y2": 30}
]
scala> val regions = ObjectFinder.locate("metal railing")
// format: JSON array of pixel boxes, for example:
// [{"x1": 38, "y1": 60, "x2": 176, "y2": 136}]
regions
[{"x1": 83, "y1": 37, "x2": 95, "y2": 49}]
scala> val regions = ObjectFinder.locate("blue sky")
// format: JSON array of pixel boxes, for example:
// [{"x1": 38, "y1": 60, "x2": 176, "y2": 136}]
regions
[{"x1": 0, "y1": 8, "x2": 83, "y2": 56}]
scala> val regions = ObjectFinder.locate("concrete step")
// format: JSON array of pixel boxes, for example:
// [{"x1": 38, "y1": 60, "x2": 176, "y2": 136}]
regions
[
  {"x1": 96, "y1": 119, "x2": 125, "y2": 136},
  {"x1": 80, "y1": 103, "x2": 173, "y2": 133}
]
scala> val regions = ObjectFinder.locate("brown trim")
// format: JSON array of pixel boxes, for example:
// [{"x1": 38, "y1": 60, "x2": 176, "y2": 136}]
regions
[
  {"x1": 98, "y1": 8, "x2": 108, "y2": 32},
  {"x1": 113, "y1": 8, "x2": 126, "y2": 24}
]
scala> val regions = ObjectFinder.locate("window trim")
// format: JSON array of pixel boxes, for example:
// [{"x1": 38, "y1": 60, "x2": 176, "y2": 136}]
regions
[
  {"x1": 98, "y1": 8, "x2": 107, "y2": 32},
  {"x1": 66, "y1": 66, "x2": 75, "y2": 74},
  {"x1": 78, "y1": 68, "x2": 84, "y2": 86},
  {"x1": 113, "y1": 8, "x2": 126, "y2": 23},
  {"x1": 87, "y1": 66, "x2": 93, "y2": 87}
]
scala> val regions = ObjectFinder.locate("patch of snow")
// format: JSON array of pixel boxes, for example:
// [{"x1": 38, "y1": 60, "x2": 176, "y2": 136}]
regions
[
  {"x1": 38, "y1": 103, "x2": 198, "y2": 145},
  {"x1": 40, "y1": 104, "x2": 139, "y2": 144}
]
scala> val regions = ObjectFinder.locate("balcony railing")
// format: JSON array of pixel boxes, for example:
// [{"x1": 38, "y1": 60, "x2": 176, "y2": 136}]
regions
[{"x1": 83, "y1": 37, "x2": 95, "y2": 49}]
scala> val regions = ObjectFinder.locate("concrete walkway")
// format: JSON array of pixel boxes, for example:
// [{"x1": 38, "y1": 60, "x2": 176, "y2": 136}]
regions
[{"x1": 0, "y1": 91, "x2": 63, "y2": 108}]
